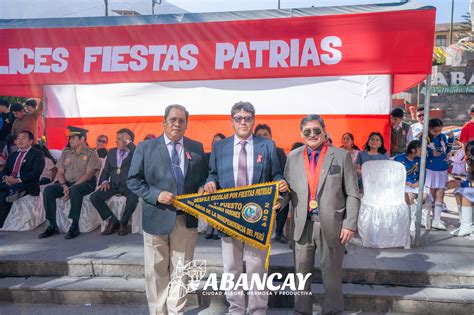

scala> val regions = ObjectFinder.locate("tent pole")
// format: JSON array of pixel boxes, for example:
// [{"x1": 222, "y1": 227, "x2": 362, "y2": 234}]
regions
[{"x1": 414, "y1": 74, "x2": 431, "y2": 247}]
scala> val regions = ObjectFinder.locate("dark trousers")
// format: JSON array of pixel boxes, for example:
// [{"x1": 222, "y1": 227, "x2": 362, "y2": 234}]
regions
[
  {"x1": 275, "y1": 204, "x2": 289, "y2": 237},
  {"x1": 90, "y1": 187, "x2": 138, "y2": 225},
  {"x1": 0, "y1": 182, "x2": 27, "y2": 228},
  {"x1": 43, "y1": 180, "x2": 96, "y2": 225}
]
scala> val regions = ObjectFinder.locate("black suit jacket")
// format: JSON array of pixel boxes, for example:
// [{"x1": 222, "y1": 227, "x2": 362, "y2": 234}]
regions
[
  {"x1": 127, "y1": 135, "x2": 208, "y2": 235},
  {"x1": 1, "y1": 148, "x2": 45, "y2": 196},
  {"x1": 99, "y1": 144, "x2": 136, "y2": 191}
]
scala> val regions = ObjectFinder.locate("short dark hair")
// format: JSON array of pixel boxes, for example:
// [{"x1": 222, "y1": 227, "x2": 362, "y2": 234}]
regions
[
  {"x1": 406, "y1": 140, "x2": 421, "y2": 155},
  {"x1": 231, "y1": 101, "x2": 255, "y2": 117},
  {"x1": 164, "y1": 104, "x2": 189, "y2": 122},
  {"x1": 0, "y1": 100, "x2": 9, "y2": 108},
  {"x1": 117, "y1": 128, "x2": 135, "y2": 142},
  {"x1": 213, "y1": 133, "x2": 225, "y2": 140},
  {"x1": 97, "y1": 134, "x2": 108, "y2": 142},
  {"x1": 291, "y1": 142, "x2": 305, "y2": 150},
  {"x1": 469, "y1": 104, "x2": 474, "y2": 113},
  {"x1": 417, "y1": 106, "x2": 424, "y2": 112},
  {"x1": 25, "y1": 99, "x2": 37, "y2": 109},
  {"x1": 390, "y1": 108, "x2": 404, "y2": 119},
  {"x1": 18, "y1": 130, "x2": 34, "y2": 141},
  {"x1": 255, "y1": 123, "x2": 271, "y2": 136},
  {"x1": 10, "y1": 103, "x2": 24, "y2": 112},
  {"x1": 300, "y1": 115, "x2": 326, "y2": 131},
  {"x1": 428, "y1": 118, "x2": 443, "y2": 129}
]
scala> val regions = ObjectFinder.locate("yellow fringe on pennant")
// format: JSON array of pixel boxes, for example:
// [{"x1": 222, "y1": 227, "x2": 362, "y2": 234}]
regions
[{"x1": 173, "y1": 181, "x2": 280, "y2": 271}]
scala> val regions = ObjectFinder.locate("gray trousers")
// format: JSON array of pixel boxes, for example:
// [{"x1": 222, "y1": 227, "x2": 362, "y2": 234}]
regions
[{"x1": 294, "y1": 219, "x2": 345, "y2": 315}]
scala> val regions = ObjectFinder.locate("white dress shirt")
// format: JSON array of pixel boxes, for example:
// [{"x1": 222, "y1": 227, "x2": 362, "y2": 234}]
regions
[
  {"x1": 233, "y1": 134, "x2": 254, "y2": 187},
  {"x1": 408, "y1": 122, "x2": 423, "y2": 143},
  {"x1": 164, "y1": 134, "x2": 185, "y2": 175}
]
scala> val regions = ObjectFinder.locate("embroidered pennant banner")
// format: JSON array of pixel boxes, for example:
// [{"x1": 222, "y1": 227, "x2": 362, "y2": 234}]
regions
[{"x1": 173, "y1": 182, "x2": 278, "y2": 263}]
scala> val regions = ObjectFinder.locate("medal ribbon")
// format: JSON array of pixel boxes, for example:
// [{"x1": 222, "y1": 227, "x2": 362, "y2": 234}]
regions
[{"x1": 303, "y1": 142, "x2": 328, "y2": 212}]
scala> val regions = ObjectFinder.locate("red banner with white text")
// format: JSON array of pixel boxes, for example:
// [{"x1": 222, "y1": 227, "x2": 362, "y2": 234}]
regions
[{"x1": 0, "y1": 8, "x2": 434, "y2": 95}]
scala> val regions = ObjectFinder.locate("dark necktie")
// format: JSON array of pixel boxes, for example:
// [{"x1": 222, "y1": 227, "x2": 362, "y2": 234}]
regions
[
  {"x1": 171, "y1": 141, "x2": 184, "y2": 195},
  {"x1": 11, "y1": 151, "x2": 26, "y2": 177},
  {"x1": 237, "y1": 140, "x2": 248, "y2": 187}
]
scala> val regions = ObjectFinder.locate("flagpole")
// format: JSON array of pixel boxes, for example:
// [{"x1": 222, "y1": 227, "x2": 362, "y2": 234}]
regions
[{"x1": 414, "y1": 75, "x2": 431, "y2": 247}]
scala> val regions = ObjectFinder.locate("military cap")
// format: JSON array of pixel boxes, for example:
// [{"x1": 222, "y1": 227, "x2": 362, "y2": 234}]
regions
[{"x1": 67, "y1": 126, "x2": 88, "y2": 137}]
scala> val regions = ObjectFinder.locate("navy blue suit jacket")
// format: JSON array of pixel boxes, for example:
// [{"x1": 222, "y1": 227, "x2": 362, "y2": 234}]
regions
[{"x1": 206, "y1": 135, "x2": 283, "y2": 189}]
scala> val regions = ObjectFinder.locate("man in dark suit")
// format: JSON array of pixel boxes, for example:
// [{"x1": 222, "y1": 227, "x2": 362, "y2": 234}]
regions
[
  {"x1": 276, "y1": 115, "x2": 360, "y2": 315},
  {"x1": 90, "y1": 128, "x2": 138, "y2": 236},
  {"x1": 204, "y1": 102, "x2": 287, "y2": 315},
  {"x1": 254, "y1": 123, "x2": 289, "y2": 243},
  {"x1": 127, "y1": 104, "x2": 208, "y2": 314},
  {"x1": 0, "y1": 130, "x2": 45, "y2": 227}
]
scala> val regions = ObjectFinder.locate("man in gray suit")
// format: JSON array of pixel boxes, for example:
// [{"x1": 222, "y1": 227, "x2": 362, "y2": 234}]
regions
[
  {"x1": 276, "y1": 114, "x2": 360, "y2": 315},
  {"x1": 127, "y1": 104, "x2": 208, "y2": 315},
  {"x1": 204, "y1": 101, "x2": 287, "y2": 315}
]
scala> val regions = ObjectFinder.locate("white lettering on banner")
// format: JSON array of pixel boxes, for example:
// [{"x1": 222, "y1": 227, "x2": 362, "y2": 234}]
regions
[
  {"x1": 83, "y1": 44, "x2": 199, "y2": 73},
  {"x1": 451, "y1": 71, "x2": 467, "y2": 86},
  {"x1": 0, "y1": 47, "x2": 69, "y2": 74},
  {"x1": 215, "y1": 37, "x2": 342, "y2": 70},
  {"x1": 203, "y1": 272, "x2": 311, "y2": 291}
]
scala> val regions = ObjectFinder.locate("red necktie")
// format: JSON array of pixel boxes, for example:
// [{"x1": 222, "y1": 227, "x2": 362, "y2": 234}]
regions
[
  {"x1": 310, "y1": 151, "x2": 317, "y2": 175},
  {"x1": 11, "y1": 151, "x2": 26, "y2": 177}
]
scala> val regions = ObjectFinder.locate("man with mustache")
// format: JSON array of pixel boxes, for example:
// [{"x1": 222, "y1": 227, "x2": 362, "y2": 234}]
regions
[{"x1": 276, "y1": 115, "x2": 360, "y2": 314}]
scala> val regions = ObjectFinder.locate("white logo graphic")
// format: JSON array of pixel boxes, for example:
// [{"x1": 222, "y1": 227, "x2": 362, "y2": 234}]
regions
[{"x1": 168, "y1": 258, "x2": 206, "y2": 300}]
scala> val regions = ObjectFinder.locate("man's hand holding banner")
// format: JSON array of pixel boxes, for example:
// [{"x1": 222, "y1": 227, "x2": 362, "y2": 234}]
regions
[{"x1": 172, "y1": 181, "x2": 279, "y2": 268}]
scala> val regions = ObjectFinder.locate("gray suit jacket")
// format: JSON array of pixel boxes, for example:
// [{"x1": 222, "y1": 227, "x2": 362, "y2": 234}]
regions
[
  {"x1": 281, "y1": 145, "x2": 360, "y2": 247},
  {"x1": 127, "y1": 135, "x2": 208, "y2": 235}
]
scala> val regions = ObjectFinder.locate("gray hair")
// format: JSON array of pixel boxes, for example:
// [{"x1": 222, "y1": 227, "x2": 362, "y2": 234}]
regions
[
  {"x1": 164, "y1": 104, "x2": 189, "y2": 122},
  {"x1": 300, "y1": 115, "x2": 326, "y2": 131},
  {"x1": 231, "y1": 101, "x2": 255, "y2": 117}
]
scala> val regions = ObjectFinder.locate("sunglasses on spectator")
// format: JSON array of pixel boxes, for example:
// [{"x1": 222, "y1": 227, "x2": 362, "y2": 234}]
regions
[
  {"x1": 417, "y1": 114, "x2": 424, "y2": 118},
  {"x1": 302, "y1": 128, "x2": 322, "y2": 137},
  {"x1": 232, "y1": 116, "x2": 253, "y2": 123}
]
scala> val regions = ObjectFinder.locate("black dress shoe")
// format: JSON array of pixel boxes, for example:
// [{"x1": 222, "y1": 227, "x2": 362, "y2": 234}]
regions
[
  {"x1": 204, "y1": 234, "x2": 213, "y2": 239},
  {"x1": 101, "y1": 220, "x2": 119, "y2": 235},
  {"x1": 38, "y1": 226, "x2": 59, "y2": 238},
  {"x1": 65, "y1": 227, "x2": 80, "y2": 239},
  {"x1": 212, "y1": 234, "x2": 221, "y2": 240}
]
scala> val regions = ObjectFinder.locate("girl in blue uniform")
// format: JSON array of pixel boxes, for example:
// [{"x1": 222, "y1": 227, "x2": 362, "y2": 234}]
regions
[
  {"x1": 419, "y1": 118, "x2": 454, "y2": 230},
  {"x1": 394, "y1": 140, "x2": 430, "y2": 231}
]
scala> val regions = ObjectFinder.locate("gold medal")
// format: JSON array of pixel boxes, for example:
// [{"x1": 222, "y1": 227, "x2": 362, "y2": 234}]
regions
[
  {"x1": 309, "y1": 199, "x2": 318, "y2": 209},
  {"x1": 116, "y1": 168, "x2": 121, "y2": 175}
]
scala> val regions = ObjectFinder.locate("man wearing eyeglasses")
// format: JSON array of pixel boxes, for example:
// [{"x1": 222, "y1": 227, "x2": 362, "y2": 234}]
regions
[
  {"x1": 127, "y1": 105, "x2": 208, "y2": 315},
  {"x1": 204, "y1": 101, "x2": 287, "y2": 315},
  {"x1": 275, "y1": 115, "x2": 360, "y2": 315},
  {"x1": 407, "y1": 106, "x2": 425, "y2": 143}
]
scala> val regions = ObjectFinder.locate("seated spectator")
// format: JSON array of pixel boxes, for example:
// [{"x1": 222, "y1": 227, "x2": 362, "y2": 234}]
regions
[
  {"x1": 11, "y1": 100, "x2": 43, "y2": 143},
  {"x1": 419, "y1": 118, "x2": 454, "y2": 230},
  {"x1": 390, "y1": 108, "x2": 411, "y2": 157},
  {"x1": 0, "y1": 131, "x2": 45, "y2": 228},
  {"x1": 95, "y1": 134, "x2": 109, "y2": 158},
  {"x1": 204, "y1": 132, "x2": 225, "y2": 240},
  {"x1": 32, "y1": 144, "x2": 57, "y2": 185},
  {"x1": 393, "y1": 140, "x2": 430, "y2": 231},
  {"x1": 356, "y1": 132, "x2": 389, "y2": 190},
  {"x1": 448, "y1": 140, "x2": 474, "y2": 237},
  {"x1": 39, "y1": 126, "x2": 101, "y2": 240},
  {"x1": 90, "y1": 128, "x2": 138, "y2": 236},
  {"x1": 340, "y1": 132, "x2": 360, "y2": 163},
  {"x1": 290, "y1": 141, "x2": 304, "y2": 151},
  {"x1": 0, "y1": 100, "x2": 15, "y2": 151}
]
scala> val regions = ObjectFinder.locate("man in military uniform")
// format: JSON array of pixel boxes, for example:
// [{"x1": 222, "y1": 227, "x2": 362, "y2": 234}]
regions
[{"x1": 39, "y1": 126, "x2": 101, "y2": 239}]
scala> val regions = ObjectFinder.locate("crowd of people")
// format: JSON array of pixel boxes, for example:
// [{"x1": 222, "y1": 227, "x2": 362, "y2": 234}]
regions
[{"x1": 1, "y1": 97, "x2": 474, "y2": 314}]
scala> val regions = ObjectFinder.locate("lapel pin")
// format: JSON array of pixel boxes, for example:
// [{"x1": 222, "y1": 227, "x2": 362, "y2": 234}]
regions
[
  {"x1": 186, "y1": 151, "x2": 192, "y2": 160},
  {"x1": 257, "y1": 154, "x2": 263, "y2": 163}
]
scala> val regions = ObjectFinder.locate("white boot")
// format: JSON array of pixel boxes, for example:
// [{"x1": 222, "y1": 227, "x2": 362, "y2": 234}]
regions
[
  {"x1": 410, "y1": 204, "x2": 416, "y2": 232},
  {"x1": 432, "y1": 202, "x2": 447, "y2": 230},
  {"x1": 451, "y1": 205, "x2": 463, "y2": 234},
  {"x1": 451, "y1": 206, "x2": 473, "y2": 236}
]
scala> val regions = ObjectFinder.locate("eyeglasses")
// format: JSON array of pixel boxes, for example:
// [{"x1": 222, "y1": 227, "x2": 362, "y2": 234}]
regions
[
  {"x1": 417, "y1": 114, "x2": 424, "y2": 118},
  {"x1": 97, "y1": 139, "x2": 107, "y2": 144},
  {"x1": 302, "y1": 128, "x2": 322, "y2": 138},
  {"x1": 232, "y1": 116, "x2": 253, "y2": 123}
]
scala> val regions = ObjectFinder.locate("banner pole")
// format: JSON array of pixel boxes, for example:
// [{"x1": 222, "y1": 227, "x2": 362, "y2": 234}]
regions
[{"x1": 414, "y1": 74, "x2": 431, "y2": 248}]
